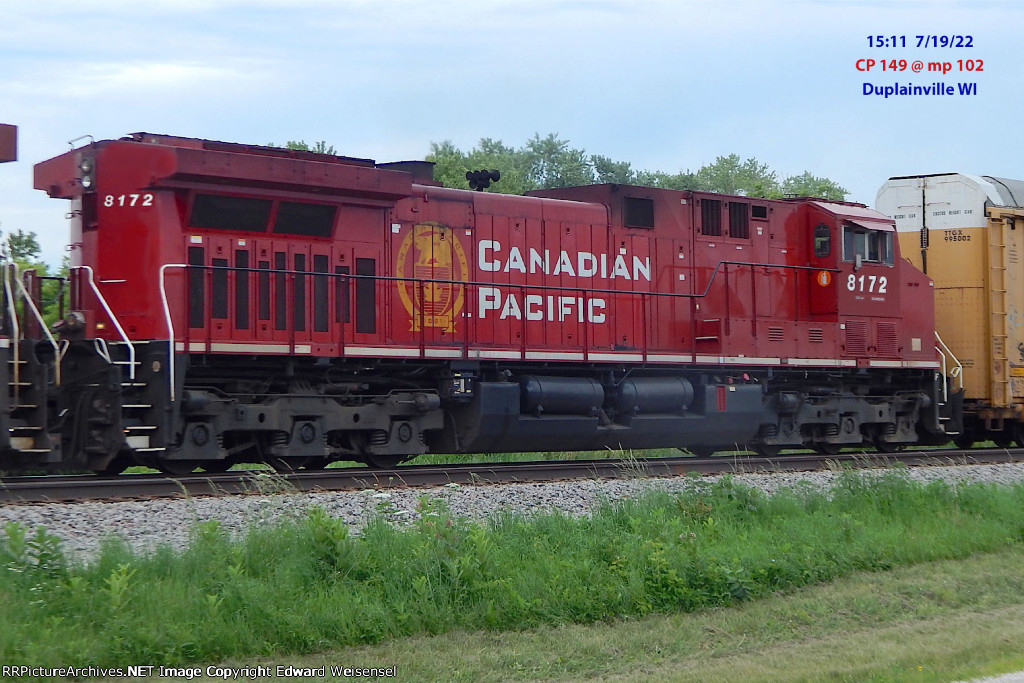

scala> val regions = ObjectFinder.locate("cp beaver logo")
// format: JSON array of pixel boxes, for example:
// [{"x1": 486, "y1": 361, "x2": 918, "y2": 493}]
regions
[{"x1": 395, "y1": 224, "x2": 468, "y2": 332}]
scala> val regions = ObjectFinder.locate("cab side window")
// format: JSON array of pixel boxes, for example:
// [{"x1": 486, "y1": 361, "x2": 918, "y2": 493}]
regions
[{"x1": 843, "y1": 224, "x2": 893, "y2": 266}]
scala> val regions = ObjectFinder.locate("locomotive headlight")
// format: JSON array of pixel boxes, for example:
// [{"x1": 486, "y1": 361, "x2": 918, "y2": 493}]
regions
[{"x1": 79, "y1": 157, "x2": 94, "y2": 190}]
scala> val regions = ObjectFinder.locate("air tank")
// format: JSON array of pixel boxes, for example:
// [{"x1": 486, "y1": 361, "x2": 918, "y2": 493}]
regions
[
  {"x1": 612, "y1": 376, "x2": 695, "y2": 415},
  {"x1": 519, "y1": 376, "x2": 604, "y2": 415}
]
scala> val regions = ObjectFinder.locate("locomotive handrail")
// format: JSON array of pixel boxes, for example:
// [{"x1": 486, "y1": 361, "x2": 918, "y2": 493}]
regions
[
  {"x1": 3, "y1": 264, "x2": 21, "y2": 401},
  {"x1": 74, "y1": 265, "x2": 135, "y2": 380},
  {"x1": 184, "y1": 259, "x2": 838, "y2": 302},
  {"x1": 12, "y1": 266, "x2": 62, "y2": 385},
  {"x1": 934, "y1": 331, "x2": 963, "y2": 402},
  {"x1": 165, "y1": 259, "x2": 843, "y2": 367},
  {"x1": 159, "y1": 263, "x2": 188, "y2": 403},
  {"x1": 4, "y1": 264, "x2": 62, "y2": 387}
]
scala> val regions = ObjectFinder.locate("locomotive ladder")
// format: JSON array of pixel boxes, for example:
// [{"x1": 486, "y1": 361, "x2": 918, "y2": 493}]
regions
[
  {"x1": 987, "y1": 213, "x2": 1010, "y2": 408},
  {"x1": 74, "y1": 266, "x2": 163, "y2": 457},
  {"x1": 103, "y1": 340, "x2": 165, "y2": 456}
]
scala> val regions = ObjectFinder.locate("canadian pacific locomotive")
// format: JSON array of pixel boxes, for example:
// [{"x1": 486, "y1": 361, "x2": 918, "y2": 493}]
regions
[{"x1": 0, "y1": 132, "x2": 961, "y2": 474}]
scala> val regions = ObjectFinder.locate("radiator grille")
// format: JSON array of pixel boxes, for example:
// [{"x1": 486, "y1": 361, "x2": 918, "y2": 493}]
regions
[
  {"x1": 768, "y1": 326, "x2": 784, "y2": 342},
  {"x1": 808, "y1": 328, "x2": 824, "y2": 343}
]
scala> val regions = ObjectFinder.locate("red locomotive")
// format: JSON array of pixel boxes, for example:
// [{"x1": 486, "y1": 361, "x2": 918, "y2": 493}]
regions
[{"x1": 1, "y1": 133, "x2": 957, "y2": 473}]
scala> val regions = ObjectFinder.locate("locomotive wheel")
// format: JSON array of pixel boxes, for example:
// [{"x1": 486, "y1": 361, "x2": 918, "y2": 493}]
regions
[
  {"x1": 749, "y1": 444, "x2": 781, "y2": 457},
  {"x1": 201, "y1": 460, "x2": 232, "y2": 473},
  {"x1": 158, "y1": 460, "x2": 203, "y2": 476},
  {"x1": 266, "y1": 457, "x2": 308, "y2": 472},
  {"x1": 873, "y1": 437, "x2": 904, "y2": 454},
  {"x1": 303, "y1": 457, "x2": 332, "y2": 470},
  {"x1": 813, "y1": 443, "x2": 841, "y2": 455},
  {"x1": 364, "y1": 454, "x2": 408, "y2": 469}
]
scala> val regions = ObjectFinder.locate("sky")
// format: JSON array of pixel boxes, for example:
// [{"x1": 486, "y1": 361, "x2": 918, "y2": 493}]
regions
[{"x1": 1, "y1": 0, "x2": 1021, "y2": 266}]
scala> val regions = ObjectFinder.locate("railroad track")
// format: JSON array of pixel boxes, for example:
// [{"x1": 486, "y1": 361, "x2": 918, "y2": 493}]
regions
[{"x1": 1, "y1": 447, "x2": 1022, "y2": 504}]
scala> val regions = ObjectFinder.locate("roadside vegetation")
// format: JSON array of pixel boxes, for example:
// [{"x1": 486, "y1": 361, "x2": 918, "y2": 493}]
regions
[{"x1": 4, "y1": 468, "x2": 1024, "y2": 678}]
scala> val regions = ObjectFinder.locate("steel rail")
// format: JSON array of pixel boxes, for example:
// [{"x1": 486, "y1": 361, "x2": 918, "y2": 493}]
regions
[{"x1": 1, "y1": 447, "x2": 1022, "y2": 504}]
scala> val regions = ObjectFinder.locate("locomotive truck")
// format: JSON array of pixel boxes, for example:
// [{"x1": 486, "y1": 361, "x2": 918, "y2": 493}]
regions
[{"x1": 0, "y1": 133, "x2": 959, "y2": 474}]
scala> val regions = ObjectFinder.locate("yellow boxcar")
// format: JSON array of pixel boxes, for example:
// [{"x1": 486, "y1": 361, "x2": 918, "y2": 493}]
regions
[{"x1": 877, "y1": 173, "x2": 1024, "y2": 445}]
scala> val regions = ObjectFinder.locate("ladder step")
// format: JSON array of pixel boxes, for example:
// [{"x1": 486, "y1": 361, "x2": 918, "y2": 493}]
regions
[
  {"x1": 122, "y1": 404, "x2": 153, "y2": 409},
  {"x1": 124, "y1": 425, "x2": 158, "y2": 431},
  {"x1": 133, "y1": 447, "x2": 166, "y2": 453}
]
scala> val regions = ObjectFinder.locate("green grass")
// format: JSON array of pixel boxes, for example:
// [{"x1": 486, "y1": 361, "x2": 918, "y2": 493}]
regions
[
  {"x1": 182, "y1": 548, "x2": 1024, "y2": 682},
  {"x1": 4, "y1": 469, "x2": 1024, "y2": 677}
]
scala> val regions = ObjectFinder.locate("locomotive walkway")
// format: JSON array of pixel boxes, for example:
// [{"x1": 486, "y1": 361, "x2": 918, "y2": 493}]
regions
[{"x1": 2, "y1": 447, "x2": 1023, "y2": 503}]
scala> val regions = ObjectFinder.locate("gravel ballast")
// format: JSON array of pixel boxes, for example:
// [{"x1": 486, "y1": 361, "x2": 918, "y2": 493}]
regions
[{"x1": 4, "y1": 462, "x2": 1024, "y2": 562}]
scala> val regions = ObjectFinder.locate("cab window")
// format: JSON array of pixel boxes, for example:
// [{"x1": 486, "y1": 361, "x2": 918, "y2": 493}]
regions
[
  {"x1": 813, "y1": 223, "x2": 831, "y2": 258},
  {"x1": 843, "y1": 224, "x2": 893, "y2": 266}
]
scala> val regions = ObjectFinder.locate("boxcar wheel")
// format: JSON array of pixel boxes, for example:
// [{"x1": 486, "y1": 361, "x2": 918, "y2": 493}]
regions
[
  {"x1": 96, "y1": 454, "x2": 133, "y2": 476},
  {"x1": 953, "y1": 435, "x2": 975, "y2": 449},
  {"x1": 992, "y1": 435, "x2": 1014, "y2": 449}
]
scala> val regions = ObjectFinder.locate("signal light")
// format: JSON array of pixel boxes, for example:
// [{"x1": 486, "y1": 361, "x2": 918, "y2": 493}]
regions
[{"x1": 466, "y1": 169, "x2": 501, "y2": 191}]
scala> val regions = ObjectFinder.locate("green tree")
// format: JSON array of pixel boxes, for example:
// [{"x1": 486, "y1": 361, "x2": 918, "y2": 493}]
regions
[
  {"x1": 781, "y1": 171, "x2": 849, "y2": 201},
  {"x1": 634, "y1": 169, "x2": 700, "y2": 191},
  {"x1": 6, "y1": 229, "x2": 40, "y2": 262},
  {"x1": 692, "y1": 154, "x2": 780, "y2": 196},
  {"x1": 266, "y1": 140, "x2": 338, "y2": 155},
  {"x1": 522, "y1": 133, "x2": 594, "y2": 189},
  {"x1": 592, "y1": 155, "x2": 636, "y2": 184},
  {"x1": 1, "y1": 227, "x2": 67, "y2": 327}
]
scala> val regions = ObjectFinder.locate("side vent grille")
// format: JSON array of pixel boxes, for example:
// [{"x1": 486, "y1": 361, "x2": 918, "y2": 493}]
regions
[
  {"x1": 845, "y1": 321, "x2": 868, "y2": 356},
  {"x1": 768, "y1": 326, "x2": 784, "y2": 342},
  {"x1": 876, "y1": 321, "x2": 899, "y2": 356},
  {"x1": 808, "y1": 328, "x2": 824, "y2": 343}
]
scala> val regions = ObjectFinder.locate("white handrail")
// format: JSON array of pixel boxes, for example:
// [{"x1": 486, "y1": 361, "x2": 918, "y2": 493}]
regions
[
  {"x1": 159, "y1": 263, "x2": 188, "y2": 403},
  {"x1": 934, "y1": 331, "x2": 963, "y2": 390},
  {"x1": 75, "y1": 265, "x2": 135, "y2": 380}
]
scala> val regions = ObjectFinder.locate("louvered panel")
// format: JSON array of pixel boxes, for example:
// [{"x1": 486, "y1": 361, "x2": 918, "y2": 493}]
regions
[
  {"x1": 876, "y1": 321, "x2": 899, "y2": 357},
  {"x1": 845, "y1": 320, "x2": 868, "y2": 356},
  {"x1": 808, "y1": 328, "x2": 824, "y2": 343},
  {"x1": 768, "y1": 326, "x2": 784, "y2": 342}
]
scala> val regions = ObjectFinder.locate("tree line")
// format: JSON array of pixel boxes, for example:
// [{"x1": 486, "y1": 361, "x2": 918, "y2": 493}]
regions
[{"x1": 427, "y1": 133, "x2": 848, "y2": 200}]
